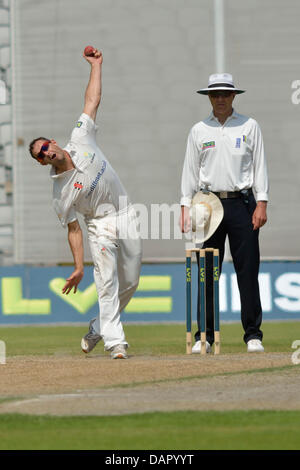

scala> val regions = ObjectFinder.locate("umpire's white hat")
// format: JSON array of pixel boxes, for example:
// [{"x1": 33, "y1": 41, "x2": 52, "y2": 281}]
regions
[
  {"x1": 197, "y1": 73, "x2": 245, "y2": 95},
  {"x1": 190, "y1": 191, "x2": 224, "y2": 244}
]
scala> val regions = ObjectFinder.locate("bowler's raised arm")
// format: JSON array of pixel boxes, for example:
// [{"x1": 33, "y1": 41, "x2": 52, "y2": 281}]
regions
[{"x1": 83, "y1": 48, "x2": 103, "y2": 122}]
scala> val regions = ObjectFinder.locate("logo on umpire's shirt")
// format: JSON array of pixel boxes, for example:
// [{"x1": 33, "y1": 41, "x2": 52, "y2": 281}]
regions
[
  {"x1": 235, "y1": 136, "x2": 246, "y2": 148},
  {"x1": 74, "y1": 181, "x2": 83, "y2": 190},
  {"x1": 202, "y1": 141, "x2": 215, "y2": 150}
]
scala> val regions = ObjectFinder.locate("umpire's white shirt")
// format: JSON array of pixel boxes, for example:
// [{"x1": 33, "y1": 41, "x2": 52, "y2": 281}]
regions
[{"x1": 180, "y1": 110, "x2": 269, "y2": 207}]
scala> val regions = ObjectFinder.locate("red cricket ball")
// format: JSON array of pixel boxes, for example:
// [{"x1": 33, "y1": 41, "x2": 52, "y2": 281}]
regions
[{"x1": 84, "y1": 46, "x2": 95, "y2": 57}]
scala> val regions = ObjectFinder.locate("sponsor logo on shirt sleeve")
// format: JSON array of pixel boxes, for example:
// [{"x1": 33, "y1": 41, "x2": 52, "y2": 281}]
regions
[
  {"x1": 76, "y1": 121, "x2": 83, "y2": 128},
  {"x1": 84, "y1": 152, "x2": 95, "y2": 163}
]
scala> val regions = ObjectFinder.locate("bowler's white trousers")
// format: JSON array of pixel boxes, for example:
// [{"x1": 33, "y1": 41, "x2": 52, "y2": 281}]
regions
[{"x1": 85, "y1": 205, "x2": 142, "y2": 350}]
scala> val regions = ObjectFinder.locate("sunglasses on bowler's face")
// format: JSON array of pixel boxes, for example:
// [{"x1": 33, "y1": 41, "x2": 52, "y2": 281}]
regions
[{"x1": 37, "y1": 140, "x2": 51, "y2": 159}]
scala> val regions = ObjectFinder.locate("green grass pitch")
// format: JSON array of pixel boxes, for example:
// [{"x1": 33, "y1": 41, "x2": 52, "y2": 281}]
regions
[{"x1": 0, "y1": 321, "x2": 299, "y2": 450}]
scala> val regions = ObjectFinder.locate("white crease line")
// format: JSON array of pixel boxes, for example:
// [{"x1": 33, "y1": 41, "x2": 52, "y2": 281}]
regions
[{"x1": 2, "y1": 391, "x2": 108, "y2": 408}]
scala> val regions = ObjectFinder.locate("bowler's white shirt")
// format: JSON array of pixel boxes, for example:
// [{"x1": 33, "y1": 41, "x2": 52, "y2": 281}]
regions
[
  {"x1": 51, "y1": 113, "x2": 129, "y2": 227},
  {"x1": 180, "y1": 110, "x2": 269, "y2": 207}
]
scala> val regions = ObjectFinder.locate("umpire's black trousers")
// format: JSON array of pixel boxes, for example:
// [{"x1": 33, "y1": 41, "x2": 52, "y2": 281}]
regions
[{"x1": 195, "y1": 191, "x2": 263, "y2": 345}]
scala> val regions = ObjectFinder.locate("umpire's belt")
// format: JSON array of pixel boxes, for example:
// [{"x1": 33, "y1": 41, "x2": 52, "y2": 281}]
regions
[{"x1": 213, "y1": 189, "x2": 252, "y2": 199}]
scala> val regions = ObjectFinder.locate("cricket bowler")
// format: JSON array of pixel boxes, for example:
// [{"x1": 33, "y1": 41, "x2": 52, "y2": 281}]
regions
[{"x1": 29, "y1": 48, "x2": 142, "y2": 359}]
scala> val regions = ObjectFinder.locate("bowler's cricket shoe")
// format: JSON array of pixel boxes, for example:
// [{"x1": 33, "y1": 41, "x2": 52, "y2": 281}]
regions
[
  {"x1": 81, "y1": 318, "x2": 102, "y2": 353},
  {"x1": 110, "y1": 344, "x2": 128, "y2": 359},
  {"x1": 247, "y1": 339, "x2": 264, "y2": 352},
  {"x1": 192, "y1": 340, "x2": 212, "y2": 354}
]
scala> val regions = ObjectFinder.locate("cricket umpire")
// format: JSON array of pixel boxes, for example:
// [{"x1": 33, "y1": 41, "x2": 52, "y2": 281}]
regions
[
  {"x1": 180, "y1": 73, "x2": 268, "y2": 353},
  {"x1": 29, "y1": 48, "x2": 142, "y2": 359}
]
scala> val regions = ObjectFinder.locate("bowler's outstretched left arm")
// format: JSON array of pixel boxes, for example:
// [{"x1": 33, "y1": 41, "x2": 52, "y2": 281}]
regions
[{"x1": 62, "y1": 220, "x2": 84, "y2": 294}]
